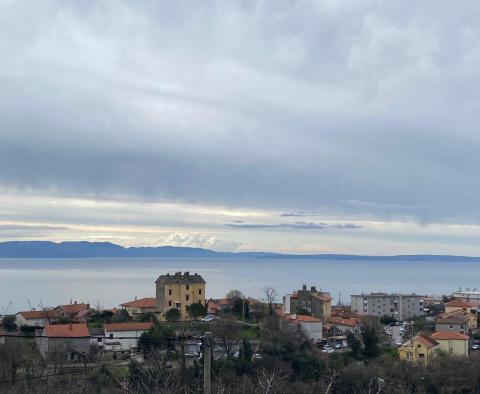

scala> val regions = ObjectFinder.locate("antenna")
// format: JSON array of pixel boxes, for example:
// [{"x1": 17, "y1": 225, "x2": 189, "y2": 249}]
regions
[{"x1": 27, "y1": 298, "x2": 33, "y2": 310}]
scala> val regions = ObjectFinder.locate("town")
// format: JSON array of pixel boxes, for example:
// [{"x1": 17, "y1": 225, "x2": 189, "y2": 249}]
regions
[{"x1": 2, "y1": 271, "x2": 480, "y2": 393}]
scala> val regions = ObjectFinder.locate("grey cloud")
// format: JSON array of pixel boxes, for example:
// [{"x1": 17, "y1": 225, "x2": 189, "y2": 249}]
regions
[{"x1": 1, "y1": 1, "x2": 480, "y2": 225}]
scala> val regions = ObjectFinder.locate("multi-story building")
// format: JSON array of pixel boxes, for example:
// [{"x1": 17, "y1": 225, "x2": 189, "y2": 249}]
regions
[
  {"x1": 155, "y1": 272, "x2": 206, "y2": 320},
  {"x1": 120, "y1": 297, "x2": 156, "y2": 320},
  {"x1": 452, "y1": 289, "x2": 480, "y2": 301},
  {"x1": 351, "y1": 293, "x2": 424, "y2": 321},
  {"x1": 290, "y1": 285, "x2": 332, "y2": 322}
]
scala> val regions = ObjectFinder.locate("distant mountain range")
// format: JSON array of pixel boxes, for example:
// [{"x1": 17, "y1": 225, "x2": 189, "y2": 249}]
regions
[{"x1": 0, "y1": 241, "x2": 480, "y2": 261}]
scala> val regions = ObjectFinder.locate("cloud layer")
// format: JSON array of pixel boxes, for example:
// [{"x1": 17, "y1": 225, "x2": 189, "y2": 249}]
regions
[{"x1": 1, "y1": 1, "x2": 480, "y2": 253}]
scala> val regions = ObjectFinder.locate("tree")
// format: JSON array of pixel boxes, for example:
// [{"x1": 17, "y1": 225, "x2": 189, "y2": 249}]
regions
[
  {"x1": 263, "y1": 287, "x2": 278, "y2": 315},
  {"x1": 379, "y1": 315, "x2": 396, "y2": 325},
  {"x1": 251, "y1": 304, "x2": 265, "y2": 327},
  {"x1": 165, "y1": 308, "x2": 181, "y2": 322},
  {"x1": 1, "y1": 315, "x2": 17, "y2": 332},
  {"x1": 140, "y1": 312, "x2": 157, "y2": 322},
  {"x1": 211, "y1": 318, "x2": 241, "y2": 359},
  {"x1": 233, "y1": 298, "x2": 250, "y2": 320},
  {"x1": 347, "y1": 332, "x2": 362, "y2": 359},
  {"x1": 110, "y1": 309, "x2": 130, "y2": 323},
  {"x1": 361, "y1": 324, "x2": 380, "y2": 359},
  {"x1": 187, "y1": 302, "x2": 207, "y2": 321},
  {"x1": 226, "y1": 289, "x2": 244, "y2": 300},
  {"x1": 138, "y1": 323, "x2": 175, "y2": 353}
]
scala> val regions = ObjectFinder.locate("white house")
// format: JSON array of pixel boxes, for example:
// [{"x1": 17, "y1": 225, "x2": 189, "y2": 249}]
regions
[
  {"x1": 15, "y1": 310, "x2": 56, "y2": 328},
  {"x1": 282, "y1": 314, "x2": 323, "y2": 343},
  {"x1": 103, "y1": 322, "x2": 153, "y2": 352}
]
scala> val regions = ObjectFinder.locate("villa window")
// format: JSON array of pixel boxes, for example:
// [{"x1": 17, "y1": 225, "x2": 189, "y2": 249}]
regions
[
  {"x1": 186, "y1": 295, "x2": 190, "y2": 301},
  {"x1": 186, "y1": 285, "x2": 190, "y2": 290},
  {"x1": 168, "y1": 301, "x2": 172, "y2": 307},
  {"x1": 168, "y1": 289, "x2": 172, "y2": 296},
  {"x1": 199, "y1": 289, "x2": 202, "y2": 295}
]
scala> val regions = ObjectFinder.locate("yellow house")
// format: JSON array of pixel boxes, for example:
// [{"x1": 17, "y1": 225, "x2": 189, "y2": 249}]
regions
[
  {"x1": 155, "y1": 272, "x2": 206, "y2": 321},
  {"x1": 444, "y1": 300, "x2": 473, "y2": 314},
  {"x1": 431, "y1": 331, "x2": 469, "y2": 357},
  {"x1": 398, "y1": 335, "x2": 438, "y2": 365}
]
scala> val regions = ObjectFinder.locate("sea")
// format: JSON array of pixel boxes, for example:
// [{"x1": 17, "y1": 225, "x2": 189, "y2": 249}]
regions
[{"x1": 1, "y1": 257, "x2": 479, "y2": 313}]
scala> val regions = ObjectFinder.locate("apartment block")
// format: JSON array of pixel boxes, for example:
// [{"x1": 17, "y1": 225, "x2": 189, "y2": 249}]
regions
[{"x1": 351, "y1": 293, "x2": 424, "y2": 321}]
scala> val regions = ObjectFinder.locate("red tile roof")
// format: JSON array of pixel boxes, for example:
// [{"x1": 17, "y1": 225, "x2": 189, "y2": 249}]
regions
[
  {"x1": 120, "y1": 298, "x2": 156, "y2": 309},
  {"x1": 431, "y1": 331, "x2": 470, "y2": 340},
  {"x1": 104, "y1": 322, "x2": 153, "y2": 332},
  {"x1": 17, "y1": 310, "x2": 54, "y2": 319},
  {"x1": 445, "y1": 300, "x2": 473, "y2": 308},
  {"x1": 415, "y1": 335, "x2": 438, "y2": 349},
  {"x1": 327, "y1": 317, "x2": 359, "y2": 327},
  {"x1": 56, "y1": 303, "x2": 89, "y2": 314},
  {"x1": 285, "y1": 314, "x2": 321, "y2": 323},
  {"x1": 44, "y1": 323, "x2": 90, "y2": 338}
]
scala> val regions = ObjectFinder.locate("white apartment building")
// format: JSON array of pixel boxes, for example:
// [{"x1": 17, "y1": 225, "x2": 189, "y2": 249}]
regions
[{"x1": 351, "y1": 293, "x2": 424, "y2": 321}]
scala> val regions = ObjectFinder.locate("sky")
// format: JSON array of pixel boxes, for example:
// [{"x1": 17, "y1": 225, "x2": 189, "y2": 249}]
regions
[{"x1": 1, "y1": 0, "x2": 480, "y2": 255}]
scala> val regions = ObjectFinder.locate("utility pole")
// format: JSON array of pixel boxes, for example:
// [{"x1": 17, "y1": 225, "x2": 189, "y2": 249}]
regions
[{"x1": 203, "y1": 332, "x2": 212, "y2": 394}]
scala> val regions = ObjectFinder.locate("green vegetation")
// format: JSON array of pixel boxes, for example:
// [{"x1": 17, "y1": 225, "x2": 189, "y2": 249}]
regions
[
  {"x1": 187, "y1": 302, "x2": 207, "y2": 321},
  {"x1": 1, "y1": 314, "x2": 17, "y2": 331},
  {"x1": 165, "y1": 307, "x2": 181, "y2": 322}
]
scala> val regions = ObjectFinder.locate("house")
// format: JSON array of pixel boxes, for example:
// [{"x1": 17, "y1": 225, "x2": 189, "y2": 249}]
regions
[
  {"x1": 104, "y1": 322, "x2": 153, "y2": 353},
  {"x1": 38, "y1": 323, "x2": 91, "y2": 361},
  {"x1": 351, "y1": 293, "x2": 424, "y2": 321},
  {"x1": 431, "y1": 332, "x2": 470, "y2": 357},
  {"x1": 290, "y1": 285, "x2": 332, "y2": 322},
  {"x1": 326, "y1": 317, "x2": 360, "y2": 334},
  {"x1": 155, "y1": 272, "x2": 206, "y2": 320},
  {"x1": 52, "y1": 302, "x2": 91, "y2": 322},
  {"x1": 435, "y1": 314, "x2": 468, "y2": 334},
  {"x1": 281, "y1": 314, "x2": 323, "y2": 343},
  {"x1": 444, "y1": 300, "x2": 473, "y2": 314},
  {"x1": 15, "y1": 310, "x2": 56, "y2": 328},
  {"x1": 120, "y1": 297, "x2": 156, "y2": 320},
  {"x1": 398, "y1": 335, "x2": 438, "y2": 365}
]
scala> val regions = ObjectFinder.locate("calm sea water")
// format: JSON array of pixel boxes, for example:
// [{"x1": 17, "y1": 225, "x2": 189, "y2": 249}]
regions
[{"x1": 1, "y1": 257, "x2": 479, "y2": 313}]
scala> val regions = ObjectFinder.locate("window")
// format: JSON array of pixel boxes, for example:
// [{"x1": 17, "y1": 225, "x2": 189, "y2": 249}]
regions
[
  {"x1": 97, "y1": 338, "x2": 102, "y2": 343},
  {"x1": 176, "y1": 303, "x2": 181, "y2": 309},
  {"x1": 186, "y1": 285, "x2": 190, "y2": 290},
  {"x1": 168, "y1": 289, "x2": 172, "y2": 296},
  {"x1": 199, "y1": 289, "x2": 202, "y2": 295},
  {"x1": 186, "y1": 295, "x2": 190, "y2": 301},
  {"x1": 168, "y1": 301, "x2": 172, "y2": 307},
  {"x1": 109, "y1": 333, "x2": 113, "y2": 339},
  {"x1": 418, "y1": 353, "x2": 425, "y2": 359}
]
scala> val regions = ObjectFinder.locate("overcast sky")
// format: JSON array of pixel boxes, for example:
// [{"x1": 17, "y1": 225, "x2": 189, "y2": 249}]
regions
[{"x1": 1, "y1": 1, "x2": 480, "y2": 254}]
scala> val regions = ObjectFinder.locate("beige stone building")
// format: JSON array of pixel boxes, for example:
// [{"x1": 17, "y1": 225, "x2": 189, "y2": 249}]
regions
[
  {"x1": 155, "y1": 272, "x2": 206, "y2": 320},
  {"x1": 290, "y1": 285, "x2": 332, "y2": 322},
  {"x1": 431, "y1": 331, "x2": 469, "y2": 357}
]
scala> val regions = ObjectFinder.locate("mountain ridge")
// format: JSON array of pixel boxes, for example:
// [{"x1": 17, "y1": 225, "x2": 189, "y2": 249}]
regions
[{"x1": 1, "y1": 241, "x2": 480, "y2": 261}]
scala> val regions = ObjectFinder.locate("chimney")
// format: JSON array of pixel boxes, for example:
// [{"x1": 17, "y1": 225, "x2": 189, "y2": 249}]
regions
[
  {"x1": 311, "y1": 286, "x2": 316, "y2": 292},
  {"x1": 302, "y1": 284, "x2": 307, "y2": 291},
  {"x1": 185, "y1": 271, "x2": 190, "y2": 277},
  {"x1": 74, "y1": 301, "x2": 77, "y2": 304},
  {"x1": 135, "y1": 296, "x2": 137, "y2": 301}
]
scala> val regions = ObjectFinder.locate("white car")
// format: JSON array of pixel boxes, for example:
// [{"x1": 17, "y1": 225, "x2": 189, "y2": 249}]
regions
[
  {"x1": 252, "y1": 353, "x2": 263, "y2": 360},
  {"x1": 201, "y1": 316, "x2": 214, "y2": 322},
  {"x1": 322, "y1": 346, "x2": 334, "y2": 353}
]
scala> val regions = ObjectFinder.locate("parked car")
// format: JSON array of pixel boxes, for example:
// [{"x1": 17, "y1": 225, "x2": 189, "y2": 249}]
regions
[
  {"x1": 185, "y1": 351, "x2": 200, "y2": 357},
  {"x1": 201, "y1": 315, "x2": 214, "y2": 322},
  {"x1": 322, "y1": 345, "x2": 334, "y2": 353},
  {"x1": 334, "y1": 343, "x2": 345, "y2": 349},
  {"x1": 394, "y1": 340, "x2": 403, "y2": 346},
  {"x1": 252, "y1": 353, "x2": 263, "y2": 360},
  {"x1": 471, "y1": 343, "x2": 480, "y2": 350}
]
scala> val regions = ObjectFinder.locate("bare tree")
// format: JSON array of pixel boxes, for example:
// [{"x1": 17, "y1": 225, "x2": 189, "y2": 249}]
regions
[
  {"x1": 257, "y1": 368, "x2": 288, "y2": 394},
  {"x1": 263, "y1": 287, "x2": 278, "y2": 315},
  {"x1": 211, "y1": 318, "x2": 241, "y2": 359},
  {"x1": 226, "y1": 289, "x2": 244, "y2": 300}
]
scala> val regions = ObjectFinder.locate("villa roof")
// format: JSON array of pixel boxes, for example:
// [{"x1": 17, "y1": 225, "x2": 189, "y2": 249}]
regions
[
  {"x1": 436, "y1": 315, "x2": 468, "y2": 325},
  {"x1": 431, "y1": 331, "x2": 470, "y2": 341},
  {"x1": 120, "y1": 298, "x2": 156, "y2": 308},
  {"x1": 415, "y1": 335, "x2": 438, "y2": 349},
  {"x1": 285, "y1": 314, "x2": 321, "y2": 323},
  {"x1": 44, "y1": 323, "x2": 90, "y2": 338},
  {"x1": 445, "y1": 300, "x2": 473, "y2": 308},
  {"x1": 104, "y1": 322, "x2": 153, "y2": 332},
  {"x1": 16, "y1": 310, "x2": 55, "y2": 319},
  {"x1": 55, "y1": 303, "x2": 89, "y2": 314}
]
